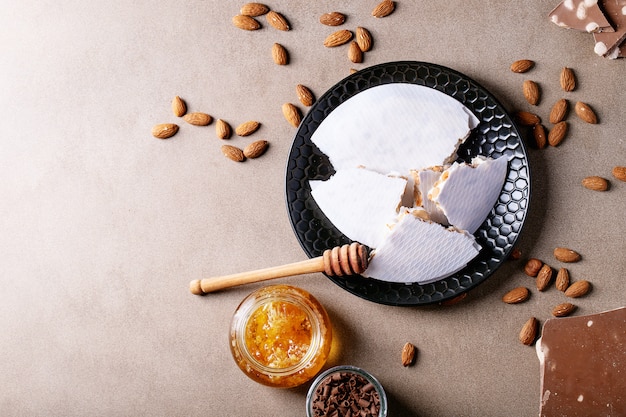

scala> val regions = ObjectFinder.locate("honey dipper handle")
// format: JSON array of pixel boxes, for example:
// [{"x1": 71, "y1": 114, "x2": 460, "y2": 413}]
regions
[{"x1": 189, "y1": 256, "x2": 326, "y2": 295}]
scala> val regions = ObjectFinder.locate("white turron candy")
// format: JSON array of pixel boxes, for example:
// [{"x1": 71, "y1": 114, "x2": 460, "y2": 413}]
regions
[
  {"x1": 363, "y1": 208, "x2": 481, "y2": 284},
  {"x1": 310, "y1": 83, "x2": 479, "y2": 176},
  {"x1": 310, "y1": 167, "x2": 407, "y2": 248}
]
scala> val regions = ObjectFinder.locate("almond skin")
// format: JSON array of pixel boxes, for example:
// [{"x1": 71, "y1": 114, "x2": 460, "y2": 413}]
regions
[
  {"x1": 324, "y1": 29, "x2": 352, "y2": 47},
  {"x1": 523, "y1": 80, "x2": 540, "y2": 105},
  {"x1": 282, "y1": 103, "x2": 302, "y2": 127},
  {"x1": 151, "y1": 123, "x2": 179, "y2": 139},
  {"x1": 510, "y1": 59, "x2": 534, "y2": 73},
  {"x1": 216, "y1": 119, "x2": 232, "y2": 139},
  {"x1": 549, "y1": 98, "x2": 568, "y2": 124},
  {"x1": 221, "y1": 145, "x2": 245, "y2": 162},
  {"x1": 235, "y1": 121, "x2": 260, "y2": 137},
  {"x1": 232, "y1": 15, "x2": 261, "y2": 30},
  {"x1": 552, "y1": 302, "x2": 576, "y2": 317},
  {"x1": 533, "y1": 123, "x2": 547, "y2": 149},
  {"x1": 356, "y1": 27, "x2": 372, "y2": 52},
  {"x1": 296, "y1": 84, "x2": 315, "y2": 107},
  {"x1": 574, "y1": 101, "x2": 598, "y2": 124},
  {"x1": 524, "y1": 258, "x2": 543, "y2": 277},
  {"x1": 240, "y1": 3, "x2": 269, "y2": 17},
  {"x1": 272, "y1": 43, "x2": 288, "y2": 65},
  {"x1": 348, "y1": 41, "x2": 363, "y2": 63},
  {"x1": 266, "y1": 10, "x2": 289, "y2": 31},
  {"x1": 582, "y1": 176, "x2": 609, "y2": 191},
  {"x1": 243, "y1": 140, "x2": 269, "y2": 158},
  {"x1": 553, "y1": 247, "x2": 581, "y2": 263},
  {"x1": 548, "y1": 121, "x2": 568, "y2": 147},
  {"x1": 612, "y1": 166, "x2": 626, "y2": 182},
  {"x1": 183, "y1": 112, "x2": 212, "y2": 126},
  {"x1": 564, "y1": 280, "x2": 591, "y2": 298},
  {"x1": 319, "y1": 12, "x2": 345, "y2": 26},
  {"x1": 519, "y1": 317, "x2": 539, "y2": 346},
  {"x1": 372, "y1": 0, "x2": 395, "y2": 18},
  {"x1": 171, "y1": 96, "x2": 186, "y2": 117},
  {"x1": 401, "y1": 342, "x2": 416, "y2": 367},
  {"x1": 536, "y1": 264, "x2": 553, "y2": 291},
  {"x1": 515, "y1": 111, "x2": 541, "y2": 126},
  {"x1": 560, "y1": 67, "x2": 576, "y2": 91},
  {"x1": 502, "y1": 287, "x2": 530, "y2": 304},
  {"x1": 555, "y1": 268, "x2": 570, "y2": 292}
]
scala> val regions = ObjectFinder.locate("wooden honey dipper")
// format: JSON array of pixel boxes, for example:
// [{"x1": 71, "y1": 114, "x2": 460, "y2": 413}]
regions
[{"x1": 189, "y1": 242, "x2": 368, "y2": 295}]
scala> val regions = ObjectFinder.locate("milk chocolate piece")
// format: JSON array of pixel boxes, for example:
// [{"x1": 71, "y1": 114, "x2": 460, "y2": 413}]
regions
[
  {"x1": 593, "y1": 0, "x2": 626, "y2": 56},
  {"x1": 536, "y1": 307, "x2": 626, "y2": 416},
  {"x1": 549, "y1": 0, "x2": 615, "y2": 33}
]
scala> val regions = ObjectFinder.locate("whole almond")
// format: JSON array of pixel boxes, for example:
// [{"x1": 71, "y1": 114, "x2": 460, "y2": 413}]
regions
[
  {"x1": 151, "y1": 123, "x2": 179, "y2": 139},
  {"x1": 216, "y1": 119, "x2": 232, "y2": 139},
  {"x1": 510, "y1": 59, "x2": 534, "y2": 73},
  {"x1": 549, "y1": 98, "x2": 569, "y2": 124},
  {"x1": 296, "y1": 84, "x2": 315, "y2": 107},
  {"x1": 272, "y1": 43, "x2": 288, "y2": 65},
  {"x1": 536, "y1": 264, "x2": 553, "y2": 291},
  {"x1": 356, "y1": 27, "x2": 373, "y2": 52},
  {"x1": 515, "y1": 111, "x2": 541, "y2": 126},
  {"x1": 523, "y1": 80, "x2": 540, "y2": 105},
  {"x1": 555, "y1": 268, "x2": 570, "y2": 292},
  {"x1": 243, "y1": 140, "x2": 269, "y2": 159},
  {"x1": 524, "y1": 258, "x2": 543, "y2": 277},
  {"x1": 232, "y1": 14, "x2": 261, "y2": 31},
  {"x1": 240, "y1": 3, "x2": 269, "y2": 17},
  {"x1": 324, "y1": 29, "x2": 352, "y2": 47},
  {"x1": 532, "y1": 123, "x2": 547, "y2": 149},
  {"x1": 266, "y1": 10, "x2": 289, "y2": 31},
  {"x1": 548, "y1": 121, "x2": 568, "y2": 146},
  {"x1": 560, "y1": 67, "x2": 576, "y2": 92},
  {"x1": 372, "y1": 0, "x2": 395, "y2": 18},
  {"x1": 564, "y1": 280, "x2": 591, "y2": 298},
  {"x1": 282, "y1": 103, "x2": 302, "y2": 127},
  {"x1": 502, "y1": 287, "x2": 530, "y2": 304},
  {"x1": 519, "y1": 317, "x2": 539, "y2": 346},
  {"x1": 235, "y1": 121, "x2": 260, "y2": 137},
  {"x1": 582, "y1": 176, "x2": 609, "y2": 191},
  {"x1": 171, "y1": 96, "x2": 186, "y2": 117},
  {"x1": 401, "y1": 342, "x2": 416, "y2": 367},
  {"x1": 348, "y1": 41, "x2": 363, "y2": 63},
  {"x1": 183, "y1": 112, "x2": 212, "y2": 126},
  {"x1": 439, "y1": 292, "x2": 468, "y2": 306},
  {"x1": 552, "y1": 302, "x2": 576, "y2": 317},
  {"x1": 612, "y1": 166, "x2": 626, "y2": 182},
  {"x1": 574, "y1": 101, "x2": 598, "y2": 124},
  {"x1": 221, "y1": 145, "x2": 245, "y2": 162},
  {"x1": 554, "y1": 247, "x2": 581, "y2": 263},
  {"x1": 319, "y1": 12, "x2": 345, "y2": 26}
]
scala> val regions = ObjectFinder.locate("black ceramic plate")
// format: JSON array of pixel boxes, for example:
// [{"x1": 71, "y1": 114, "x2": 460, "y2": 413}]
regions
[{"x1": 285, "y1": 61, "x2": 530, "y2": 306}]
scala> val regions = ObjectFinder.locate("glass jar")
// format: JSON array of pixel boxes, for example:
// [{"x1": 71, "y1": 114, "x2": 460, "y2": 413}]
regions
[
  {"x1": 229, "y1": 285, "x2": 332, "y2": 388},
  {"x1": 306, "y1": 365, "x2": 388, "y2": 417}
]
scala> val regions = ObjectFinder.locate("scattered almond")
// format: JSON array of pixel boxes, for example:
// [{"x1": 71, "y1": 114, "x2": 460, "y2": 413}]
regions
[
  {"x1": 523, "y1": 80, "x2": 540, "y2": 105},
  {"x1": 183, "y1": 112, "x2": 212, "y2": 126},
  {"x1": 564, "y1": 280, "x2": 591, "y2": 298},
  {"x1": 552, "y1": 302, "x2": 576, "y2": 317},
  {"x1": 555, "y1": 268, "x2": 570, "y2": 292},
  {"x1": 348, "y1": 41, "x2": 363, "y2": 63},
  {"x1": 532, "y1": 123, "x2": 547, "y2": 149},
  {"x1": 553, "y1": 247, "x2": 581, "y2": 263},
  {"x1": 356, "y1": 27, "x2": 372, "y2": 52},
  {"x1": 519, "y1": 317, "x2": 539, "y2": 346},
  {"x1": 524, "y1": 258, "x2": 543, "y2": 277},
  {"x1": 401, "y1": 342, "x2": 416, "y2": 367},
  {"x1": 612, "y1": 166, "x2": 626, "y2": 182},
  {"x1": 151, "y1": 123, "x2": 179, "y2": 139},
  {"x1": 515, "y1": 111, "x2": 541, "y2": 126},
  {"x1": 272, "y1": 43, "x2": 288, "y2": 65},
  {"x1": 171, "y1": 96, "x2": 186, "y2": 117},
  {"x1": 282, "y1": 103, "x2": 302, "y2": 127},
  {"x1": 296, "y1": 84, "x2": 315, "y2": 107},
  {"x1": 372, "y1": 0, "x2": 395, "y2": 18},
  {"x1": 560, "y1": 67, "x2": 576, "y2": 92},
  {"x1": 502, "y1": 287, "x2": 530, "y2": 304},
  {"x1": 574, "y1": 101, "x2": 598, "y2": 124},
  {"x1": 243, "y1": 140, "x2": 269, "y2": 159},
  {"x1": 510, "y1": 59, "x2": 534, "y2": 73},
  {"x1": 439, "y1": 292, "x2": 468, "y2": 306},
  {"x1": 549, "y1": 98, "x2": 569, "y2": 124},
  {"x1": 319, "y1": 12, "x2": 345, "y2": 26},
  {"x1": 548, "y1": 121, "x2": 568, "y2": 146},
  {"x1": 216, "y1": 119, "x2": 232, "y2": 139},
  {"x1": 240, "y1": 3, "x2": 269, "y2": 17},
  {"x1": 582, "y1": 175, "x2": 609, "y2": 191},
  {"x1": 266, "y1": 10, "x2": 289, "y2": 31},
  {"x1": 324, "y1": 29, "x2": 353, "y2": 47},
  {"x1": 536, "y1": 264, "x2": 553, "y2": 291},
  {"x1": 221, "y1": 144, "x2": 245, "y2": 162},
  {"x1": 235, "y1": 121, "x2": 260, "y2": 136},
  {"x1": 232, "y1": 14, "x2": 261, "y2": 31}
]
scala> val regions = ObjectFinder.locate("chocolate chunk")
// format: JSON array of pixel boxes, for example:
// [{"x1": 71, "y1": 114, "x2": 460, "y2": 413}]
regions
[
  {"x1": 310, "y1": 371, "x2": 381, "y2": 417},
  {"x1": 549, "y1": 0, "x2": 615, "y2": 33},
  {"x1": 593, "y1": 0, "x2": 626, "y2": 56},
  {"x1": 537, "y1": 307, "x2": 626, "y2": 416}
]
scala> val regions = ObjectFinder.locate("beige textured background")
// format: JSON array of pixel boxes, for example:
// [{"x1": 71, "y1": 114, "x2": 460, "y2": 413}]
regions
[{"x1": 1, "y1": 1, "x2": 624, "y2": 416}]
